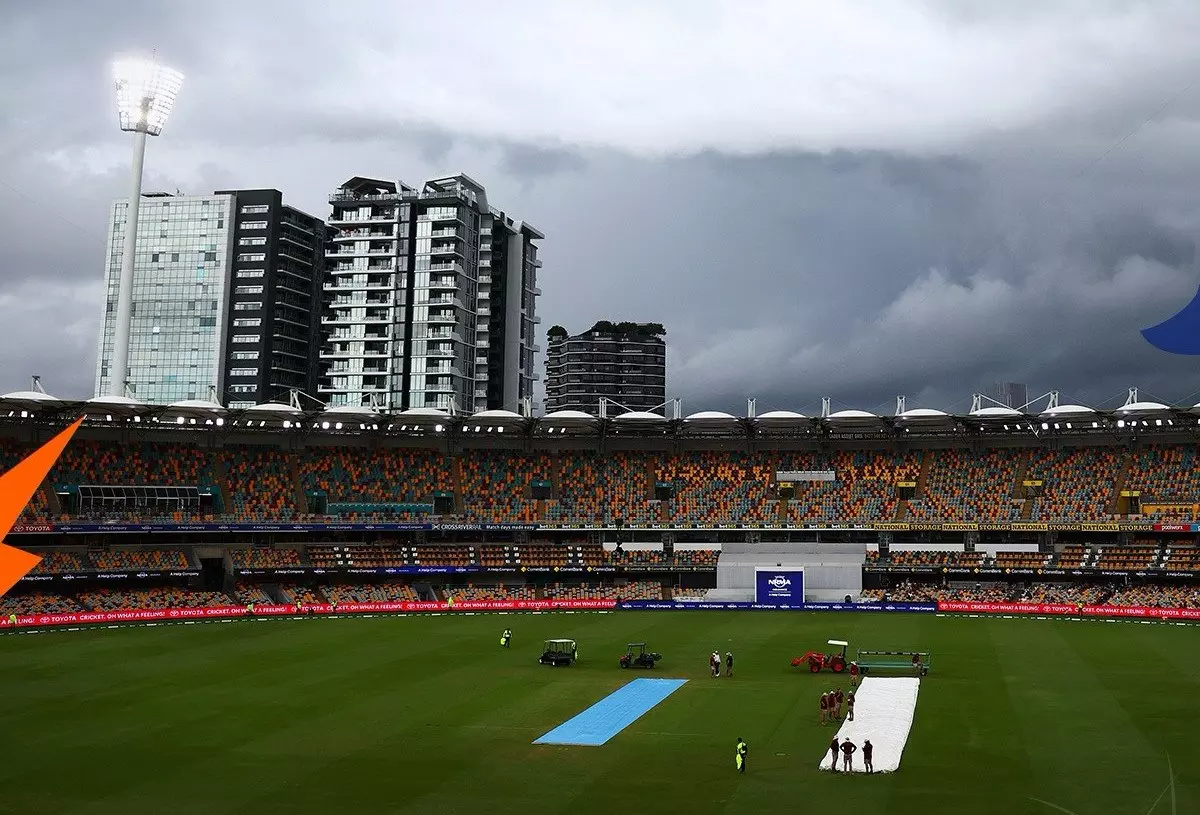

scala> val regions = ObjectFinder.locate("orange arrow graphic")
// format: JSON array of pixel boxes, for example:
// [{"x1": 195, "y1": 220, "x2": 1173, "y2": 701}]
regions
[{"x1": 0, "y1": 418, "x2": 83, "y2": 599}]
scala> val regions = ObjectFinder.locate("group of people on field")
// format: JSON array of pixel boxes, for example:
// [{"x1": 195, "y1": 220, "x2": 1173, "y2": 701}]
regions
[
  {"x1": 819, "y1": 687, "x2": 854, "y2": 724},
  {"x1": 828, "y1": 736, "x2": 874, "y2": 773},
  {"x1": 709, "y1": 650, "x2": 732, "y2": 677}
]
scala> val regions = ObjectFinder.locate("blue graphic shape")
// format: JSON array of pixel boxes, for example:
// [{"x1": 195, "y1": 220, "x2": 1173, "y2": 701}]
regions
[
  {"x1": 533, "y1": 678, "x2": 688, "y2": 746},
  {"x1": 1143, "y1": 284, "x2": 1200, "y2": 354}
]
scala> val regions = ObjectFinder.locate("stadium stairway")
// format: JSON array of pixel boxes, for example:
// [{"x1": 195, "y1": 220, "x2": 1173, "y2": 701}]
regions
[
  {"x1": 893, "y1": 500, "x2": 908, "y2": 522},
  {"x1": 451, "y1": 458, "x2": 465, "y2": 513},
  {"x1": 1108, "y1": 450, "x2": 1133, "y2": 516},
  {"x1": 213, "y1": 454, "x2": 232, "y2": 516},
  {"x1": 42, "y1": 485, "x2": 62, "y2": 518},
  {"x1": 916, "y1": 452, "x2": 933, "y2": 498},
  {"x1": 1011, "y1": 460, "x2": 1029, "y2": 499},
  {"x1": 288, "y1": 455, "x2": 308, "y2": 514},
  {"x1": 1019, "y1": 498, "x2": 1034, "y2": 520}
]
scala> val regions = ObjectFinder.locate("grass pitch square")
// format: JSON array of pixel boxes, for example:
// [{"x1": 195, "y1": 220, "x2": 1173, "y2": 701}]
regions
[{"x1": 0, "y1": 611, "x2": 1197, "y2": 814}]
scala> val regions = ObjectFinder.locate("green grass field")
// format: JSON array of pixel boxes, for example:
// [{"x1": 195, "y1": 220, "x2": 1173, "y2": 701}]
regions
[{"x1": 1, "y1": 611, "x2": 1197, "y2": 814}]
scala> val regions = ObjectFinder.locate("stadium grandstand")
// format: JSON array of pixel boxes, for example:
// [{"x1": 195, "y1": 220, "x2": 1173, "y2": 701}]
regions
[{"x1": 2, "y1": 385, "x2": 1200, "y2": 619}]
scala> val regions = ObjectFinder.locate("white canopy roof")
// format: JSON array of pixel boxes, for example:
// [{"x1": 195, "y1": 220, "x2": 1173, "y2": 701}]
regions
[
  {"x1": 755, "y1": 410, "x2": 807, "y2": 421},
  {"x1": 321, "y1": 404, "x2": 380, "y2": 420},
  {"x1": 614, "y1": 410, "x2": 667, "y2": 422},
  {"x1": 684, "y1": 410, "x2": 738, "y2": 422},
  {"x1": 826, "y1": 409, "x2": 878, "y2": 422},
  {"x1": 897, "y1": 408, "x2": 952, "y2": 423},
  {"x1": 246, "y1": 402, "x2": 304, "y2": 416},
  {"x1": 0, "y1": 389, "x2": 60, "y2": 404},
  {"x1": 84, "y1": 395, "x2": 147, "y2": 416},
  {"x1": 970, "y1": 406, "x2": 1022, "y2": 418},
  {"x1": 1114, "y1": 400, "x2": 1171, "y2": 415},
  {"x1": 541, "y1": 410, "x2": 598, "y2": 424},
  {"x1": 470, "y1": 409, "x2": 524, "y2": 423},
  {"x1": 1040, "y1": 404, "x2": 1095, "y2": 418}
]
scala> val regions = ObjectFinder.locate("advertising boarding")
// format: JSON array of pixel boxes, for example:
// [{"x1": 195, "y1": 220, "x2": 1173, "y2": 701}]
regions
[{"x1": 753, "y1": 567, "x2": 805, "y2": 605}]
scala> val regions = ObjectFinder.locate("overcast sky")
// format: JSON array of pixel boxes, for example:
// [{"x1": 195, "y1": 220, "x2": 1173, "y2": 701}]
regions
[{"x1": 3, "y1": 0, "x2": 1200, "y2": 414}]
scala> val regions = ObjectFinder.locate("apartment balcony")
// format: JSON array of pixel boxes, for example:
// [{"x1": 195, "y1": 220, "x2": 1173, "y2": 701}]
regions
[
  {"x1": 429, "y1": 262, "x2": 464, "y2": 274},
  {"x1": 477, "y1": 274, "x2": 491, "y2": 285},
  {"x1": 279, "y1": 248, "x2": 314, "y2": 266},
  {"x1": 477, "y1": 289, "x2": 489, "y2": 300},
  {"x1": 281, "y1": 215, "x2": 316, "y2": 234},
  {"x1": 477, "y1": 307, "x2": 491, "y2": 317},
  {"x1": 321, "y1": 277, "x2": 391, "y2": 290},
  {"x1": 474, "y1": 388, "x2": 488, "y2": 398},
  {"x1": 322, "y1": 313, "x2": 392, "y2": 325},
  {"x1": 475, "y1": 338, "x2": 490, "y2": 348},
  {"x1": 328, "y1": 330, "x2": 393, "y2": 343},
  {"x1": 427, "y1": 311, "x2": 457, "y2": 324},
  {"x1": 429, "y1": 276, "x2": 457, "y2": 290},
  {"x1": 320, "y1": 349, "x2": 390, "y2": 360},
  {"x1": 479, "y1": 257, "x2": 491, "y2": 268},
  {"x1": 331, "y1": 296, "x2": 395, "y2": 308},
  {"x1": 332, "y1": 227, "x2": 395, "y2": 241},
  {"x1": 429, "y1": 242, "x2": 461, "y2": 256},
  {"x1": 427, "y1": 296, "x2": 465, "y2": 309},
  {"x1": 418, "y1": 210, "x2": 462, "y2": 223},
  {"x1": 475, "y1": 356, "x2": 488, "y2": 366}
]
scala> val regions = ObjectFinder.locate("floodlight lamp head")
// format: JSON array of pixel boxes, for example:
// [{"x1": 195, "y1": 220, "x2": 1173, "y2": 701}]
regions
[{"x1": 113, "y1": 57, "x2": 184, "y2": 136}]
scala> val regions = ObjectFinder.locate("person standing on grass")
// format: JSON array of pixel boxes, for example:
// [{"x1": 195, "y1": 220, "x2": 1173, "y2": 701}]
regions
[
  {"x1": 849, "y1": 660, "x2": 859, "y2": 687},
  {"x1": 835, "y1": 688, "x2": 845, "y2": 719},
  {"x1": 725, "y1": 651, "x2": 734, "y2": 677},
  {"x1": 846, "y1": 690, "x2": 855, "y2": 722},
  {"x1": 735, "y1": 737, "x2": 747, "y2": 774},
  {"x1": 500, "y1": 628, "x2": 511, "y2": 648},
  {"x1": 862, "y1": 739, "x2": 873, "y2": 773},
  {"x1": 840, "y1": 738, "x2": 857, "y2": 772},
  {"x1": 819, "y1": 690, "x2": 829, "y2": 725},
  {"x1": 828, "y1": 736, "x2": 840, "y2": 772}
]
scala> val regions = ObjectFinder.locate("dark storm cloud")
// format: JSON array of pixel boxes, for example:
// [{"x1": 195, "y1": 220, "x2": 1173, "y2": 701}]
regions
[
  {"x1": 499, "y1": 145, "x2": 588, "y2": 181},
  {"x1": 1, "y1": 0, "x2": 1199, "y2": 415}
]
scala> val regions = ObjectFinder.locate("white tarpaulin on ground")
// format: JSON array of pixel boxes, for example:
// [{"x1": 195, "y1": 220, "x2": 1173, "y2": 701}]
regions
[{"x1": 816, "y1": 677, "x2": 920, "y2": 774}]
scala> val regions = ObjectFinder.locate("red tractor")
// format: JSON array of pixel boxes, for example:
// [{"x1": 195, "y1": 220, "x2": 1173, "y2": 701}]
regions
[{"x1": 791, "y1": 639, "x2": 849, "y2": 673}]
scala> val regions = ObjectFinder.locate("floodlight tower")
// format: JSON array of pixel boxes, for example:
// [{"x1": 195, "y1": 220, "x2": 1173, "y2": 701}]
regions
[{"x1": 108, "y1": 57, "x2": 184, "y2": 398}]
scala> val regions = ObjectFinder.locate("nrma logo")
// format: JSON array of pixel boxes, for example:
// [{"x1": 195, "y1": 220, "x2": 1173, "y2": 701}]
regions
[
  {"x1": 768, "y1": 576, "x2": 791, "y2": 590},
  {"x1": 1143, "y1": 285, "x2": 1200, "y2": 354}
]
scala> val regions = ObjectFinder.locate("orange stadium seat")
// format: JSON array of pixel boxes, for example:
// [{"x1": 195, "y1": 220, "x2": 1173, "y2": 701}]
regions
[
  {"x1": 1027, "y1": 447, "x2": 1121, "y2": 522},
  {"x1": 300, "y1": 447, "x2": 452, "y2": 520},
  {"x1": 906, "y1": 449, "x2": 1024, "y2": 523},
  {"x1": 229, "y1": 548, "x2": 303, "y2": 568},
  {"x1": 91, "y1": 548, "x2": 190, "y2": 570}
]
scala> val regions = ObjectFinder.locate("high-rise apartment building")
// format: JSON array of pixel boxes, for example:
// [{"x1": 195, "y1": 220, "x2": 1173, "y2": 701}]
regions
[
  {"x1": 320, "y1": 175, "x2": 543, "y2": 413},
  {"x1": 94, "y1": 189, "x2": 325, "y2": 406},
  {"x1": 544, "y1": 321, "x2": 667, "y2": 415},
  {"x1": 986, "y1": 382, "x2": 1029, "y2": 411},
  {"x1": 217, "y1": 189, "x2": 327, "y2": 408}
]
